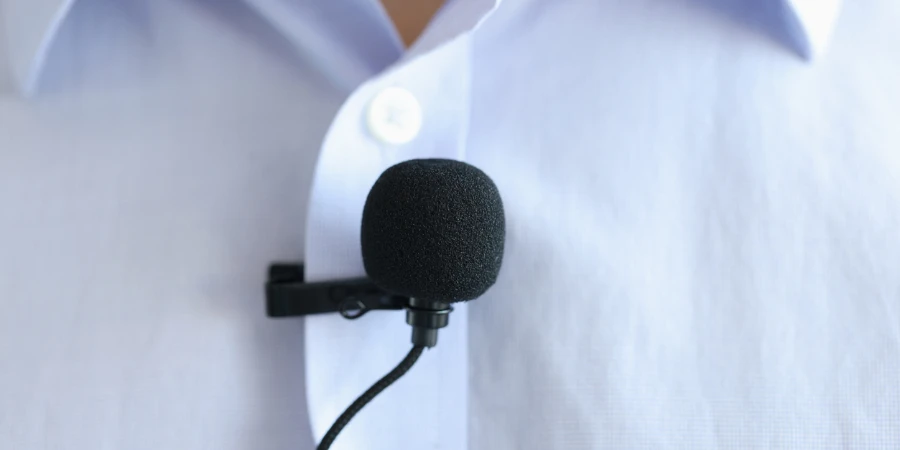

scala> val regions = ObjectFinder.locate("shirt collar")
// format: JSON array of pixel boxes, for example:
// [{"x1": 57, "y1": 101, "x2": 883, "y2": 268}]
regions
[
  {"x1": 2, "y1": 0, "x2": 75, "y2": 95},
  {"x1": 784, "y1": 0, "x2": 843, "y2": 59},
  {"x1": 3, "y1": 0, "x2": 841, "y2": 96}
]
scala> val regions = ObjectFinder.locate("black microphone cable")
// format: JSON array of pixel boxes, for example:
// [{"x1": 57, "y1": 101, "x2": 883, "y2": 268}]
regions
[{"x1": 317, "y1": 345, "x2": 426, "y2": 450}]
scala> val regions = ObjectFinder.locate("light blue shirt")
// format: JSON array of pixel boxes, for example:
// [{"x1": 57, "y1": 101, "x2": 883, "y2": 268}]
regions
[{"x1": 2, "y1": 1, "x2": 899, "y2": 449}]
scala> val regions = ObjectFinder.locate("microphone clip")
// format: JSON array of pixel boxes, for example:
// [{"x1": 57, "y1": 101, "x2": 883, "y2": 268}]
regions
[
  {"x1": 265, "y1": 263, "x2": 408, "y2": 320},
  {"x1": 265, "y1": 263, "x2": 451, "y2": 348}
]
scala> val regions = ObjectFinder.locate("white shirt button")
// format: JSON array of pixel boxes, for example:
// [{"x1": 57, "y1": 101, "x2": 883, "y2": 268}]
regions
[{"x1": 366, "y1": 87, "x2": 423, "y2": 145}]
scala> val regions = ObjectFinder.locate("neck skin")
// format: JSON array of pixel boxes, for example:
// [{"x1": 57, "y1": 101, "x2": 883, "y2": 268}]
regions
[{"x1": 380, "y1": 0, "x2": 446, "y2": 47}]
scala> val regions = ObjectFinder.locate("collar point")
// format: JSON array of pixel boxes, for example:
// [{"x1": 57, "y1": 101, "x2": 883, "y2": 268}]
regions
[{"x1": 786, "y1": 0, "x2": 842, "y2": 60}]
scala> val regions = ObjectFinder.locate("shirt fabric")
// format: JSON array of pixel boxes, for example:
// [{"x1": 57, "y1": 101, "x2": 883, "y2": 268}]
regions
[{"x1": 2, "y1": 1, "x2": 900, "y2": 450}]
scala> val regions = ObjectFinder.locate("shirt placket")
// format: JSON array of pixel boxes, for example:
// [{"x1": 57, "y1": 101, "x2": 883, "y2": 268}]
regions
[{"x1": 302, "y1": 31, "x2": 476, "y2": 450}]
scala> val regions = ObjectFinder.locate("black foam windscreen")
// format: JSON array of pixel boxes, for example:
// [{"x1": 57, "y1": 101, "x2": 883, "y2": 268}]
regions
[{"x1": 361, "y1": 159, "x2": 505, "y2": 303}]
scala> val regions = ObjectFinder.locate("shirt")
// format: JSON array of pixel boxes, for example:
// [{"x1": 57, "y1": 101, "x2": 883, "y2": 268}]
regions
[{"x1": 2, "y1": 1, "x2": 899, "y2": 449}]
